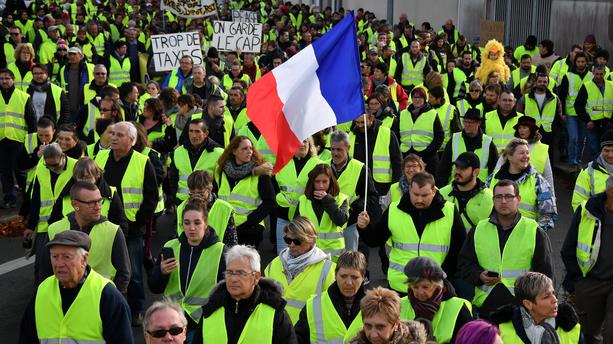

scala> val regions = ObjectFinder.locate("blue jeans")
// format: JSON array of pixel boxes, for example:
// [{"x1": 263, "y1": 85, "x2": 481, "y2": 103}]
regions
[
  {"x1": 127, "y1": 235, "x2": 145, "y2": 317},
  {"x1": 276, "y1": 217, "x2": 290, "y2": 255},
  {"x1": 344, "y1": 224, "x2": 359, "y2": 251},
  {"x1": 586, "y1": 126, "x2": 602, "y2": 162},
  {"x1": 567, "y1": 116, "x2": 586, "y2": 165}
]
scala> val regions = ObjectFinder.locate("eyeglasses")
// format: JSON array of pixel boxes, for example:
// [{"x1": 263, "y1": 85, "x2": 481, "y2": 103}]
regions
[
  {"x1": 146, "y1": 327, "x2": 184, "y2": 338},
  {"x1": 223, "y1": 270, "x2": 255, "y2": 278},
  {"x1": 283, "y1": 236, "x2": 302, "y2": 246},
  {"x1": 493, "y1": 194, "x2": 516, "y2": 202},
  {"x1": 75, "y1": 198, "x2": 104, "y2": 207},
  {"x1": 469, "y1": 89, "x2": 480, "y2": 92}
]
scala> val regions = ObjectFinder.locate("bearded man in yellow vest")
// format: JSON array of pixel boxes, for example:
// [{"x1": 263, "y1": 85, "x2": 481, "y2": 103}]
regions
[
  {"x1": 295, "y1": 251, "x2": 368, "y2": 344},
  {"x1": 492, "y1": 272, "x2": 582, "y2": 344},
  {"x1": 18, "y1": 230, "x2": 133, "y2": 343},
  {"x1": 484, "y1": 89, "x2": 522, "y2": 151},
  {"x1": 95, "y1": 121, "x2": 159, "y2": 325},
  {"x1": 575, "y1": 66, "x2": 613, "y2": 162},
  {"x1": 562, "y1": 176, "x2": 613, "y2": 343},
  {"x1": 356, "y1": 172, "x2": 466, "y2": 294},
  {"x1": 38, "y1": 181, "x2": 130, "y2": 293},
  {"x1": 458, "y1": 179, "x2": 553, "y2": 319},
  {"x1": 195, "y1": 245, "x2": 296, "y2": 343}
]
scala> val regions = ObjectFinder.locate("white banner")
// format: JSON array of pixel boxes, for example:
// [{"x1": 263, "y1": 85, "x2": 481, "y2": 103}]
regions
[
  {"x1": 212, "y1": 21, "x2": 262, "y2": 53},
  {"x1": 161, "y1": 0, "x2": 217, "y2": 19},
  {"x1": 150, "y1": 32, "x2": 204, "y2": 72},
  {"x1": 232, "y1": 10, "x2": 258, "y2": 23}
]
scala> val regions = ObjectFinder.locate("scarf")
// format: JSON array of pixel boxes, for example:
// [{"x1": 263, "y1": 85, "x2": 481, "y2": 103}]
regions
[
  {"x1": 408, "y1": 285, "x2": 444, "y2": 321},
  {"x1": 597, "y1": 154, "x2": 613, "y2": 175},
  {"x1": 520, "y1": 307, "x2": 561, "y2": 344},
  {"x1": 398, "y1": 175, "x2": 410, "y2": 195},
  {"x1": 279, "y1": 245, "x2": 328, "y2": 283},
  {"x1": 29, "y1": 81, "x2": 50, "y2": 93},
  {"x1": 222, "y1": 159, "x2": 255, "y2": 180}
]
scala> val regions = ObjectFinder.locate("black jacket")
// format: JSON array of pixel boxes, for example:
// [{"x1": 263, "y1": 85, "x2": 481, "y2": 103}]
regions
[
  {"x1": 295, "y1": 194, "x2": 349, "y2": 228},
  {"x1": 26, "y1": 81, "x2": 70, "y2": 124},
  {"x1": 19, "y1": 267, "x2": 133, "y2": 344},
  {"x1": 350, "y1": 120, "x2": 403, "y2": 195},
  {"x1": 562, "y1": 192, "x2": 613, "y2": 292},
  {"x1": 331, "y1": 158, "x2": 380, "y2": 226},
  {"x1": 148, "y1": 230, "x2": 227, "y2": 329},
  {"x1": 193, "y1": 278, "x2": 297, "y2": 344},
  {"x1": 360, "y1": 191, "x2": 466, "y2": 278},
  {"x1": 36, "y1": 213, "x2": 131, "y2": 292},
  {"x1": 295, "y1": 281, "x2": 365, "y2": 344}
]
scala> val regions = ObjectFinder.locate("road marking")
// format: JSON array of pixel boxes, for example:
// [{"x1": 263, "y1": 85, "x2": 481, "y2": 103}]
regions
[{"x1": 0, "y1": 256, "x2": 34, "y2": 275}]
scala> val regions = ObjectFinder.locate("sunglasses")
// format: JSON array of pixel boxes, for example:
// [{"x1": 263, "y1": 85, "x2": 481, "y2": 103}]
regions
[
  {"x1": 57, "y1": 48, "x2": 67, "y2": 51},
  {"x1": 95, "y1": 72, "x2": 106, "y2": 76},
  {"x1": 283, "y1": 236, "x2": 302, "y2": 246},
  {"x1": 147, "y1": 327, "x2": 184, "y2": 338}
]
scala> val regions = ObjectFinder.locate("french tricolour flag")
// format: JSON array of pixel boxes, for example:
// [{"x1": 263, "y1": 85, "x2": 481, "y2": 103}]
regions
[{"x1": 246, "y1": 12, "x2": 365, "y2": 173}]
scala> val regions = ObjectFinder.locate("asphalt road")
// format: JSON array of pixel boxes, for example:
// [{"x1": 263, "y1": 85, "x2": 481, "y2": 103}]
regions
[{"x1": 0, "y1": 174, "x2": 575, "y2": 343}]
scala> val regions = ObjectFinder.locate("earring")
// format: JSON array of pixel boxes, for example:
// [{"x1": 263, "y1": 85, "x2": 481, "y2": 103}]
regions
[{"x1": 75, "y1": 207, "x2": 79, "y2": 211}]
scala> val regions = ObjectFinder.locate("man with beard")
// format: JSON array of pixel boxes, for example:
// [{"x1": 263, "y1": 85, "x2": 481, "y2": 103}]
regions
[{"x1": 482, "y1": 83, "x2": 501, "y2": 114}]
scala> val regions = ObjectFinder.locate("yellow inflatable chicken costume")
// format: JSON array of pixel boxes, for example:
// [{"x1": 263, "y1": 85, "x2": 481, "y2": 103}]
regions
[{"x1": 475, "y1": 39, "x2": 510, "y2": 85}]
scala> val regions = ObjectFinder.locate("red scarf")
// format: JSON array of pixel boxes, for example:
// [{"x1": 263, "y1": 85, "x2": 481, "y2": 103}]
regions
[{"x1": 408, "y1": 286, "x2": 444, "y2": 321}]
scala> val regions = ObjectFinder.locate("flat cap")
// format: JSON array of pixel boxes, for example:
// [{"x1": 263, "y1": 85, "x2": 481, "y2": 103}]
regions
[{"x1": 47, "y1": 230, "x2": 91, "y2": 251}]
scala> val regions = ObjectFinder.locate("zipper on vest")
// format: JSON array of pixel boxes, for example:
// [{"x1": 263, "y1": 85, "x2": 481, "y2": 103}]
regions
[
  {"x1": 185, "y1": 247, "x2": 194, "y2": 292},
  {"x1": 235, "y1": 300, "x2": 239, "y2": 314}
]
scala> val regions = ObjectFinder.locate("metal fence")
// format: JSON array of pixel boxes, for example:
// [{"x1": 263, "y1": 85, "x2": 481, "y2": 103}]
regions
[{"x1": 486, "y1": 0, "x2": 552, "y2": 48}]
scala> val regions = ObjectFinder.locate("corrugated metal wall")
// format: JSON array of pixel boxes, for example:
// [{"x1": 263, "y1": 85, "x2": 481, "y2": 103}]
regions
[{"x1": 487, "y1": 0, "x2": 552, "y2": 48}]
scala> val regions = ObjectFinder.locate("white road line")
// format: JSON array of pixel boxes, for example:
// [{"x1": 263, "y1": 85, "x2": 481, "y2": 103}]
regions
[{"x1": 0, "y1": 256, "x2": 34, "y2": 275}]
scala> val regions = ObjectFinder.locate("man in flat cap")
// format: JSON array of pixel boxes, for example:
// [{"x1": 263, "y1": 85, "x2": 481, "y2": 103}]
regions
[{"x1": 19, "y1": 230, "x2": 133, "y2": 344}]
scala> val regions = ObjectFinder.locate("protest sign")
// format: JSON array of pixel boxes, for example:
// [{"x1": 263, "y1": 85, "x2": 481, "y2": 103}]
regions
[
  {"x1": 212, "y1": 21, "x2": 262, "y2": 53},
  {"x1": 480, "y1": 20, "x2": 504, "y2": 45},
  {"x1": 232, "y1": 10, "x2": 258, "y2": 23},
  {"x1": 150, "y1": 32, "x2": 203, "y2": 72},
  {"x1": 161, "y1": 0, "x2": 217, "y2": 19}
]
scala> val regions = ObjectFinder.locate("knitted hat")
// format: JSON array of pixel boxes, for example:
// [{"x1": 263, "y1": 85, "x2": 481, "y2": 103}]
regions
[
  {"x1": 600, "y1": 130, "x2": 613, "y2": 148},
  {"x1": 584, "y1": 34, "x2": 596, "y2": 44}
]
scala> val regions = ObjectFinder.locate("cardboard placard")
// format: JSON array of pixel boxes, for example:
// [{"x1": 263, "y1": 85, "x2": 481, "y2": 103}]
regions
[
  {"x1": 480, "y1": 20, "x2": 504, "y2": 45},
  {"x1": 232, "y1": 10, "x2": 258, "y2": 23},
  {"x1": 212, "y1": 21, "x2": 262, "y2": 53},
  {"x1": 150, "y1": 32, "x2": 204, "y2": 72}
]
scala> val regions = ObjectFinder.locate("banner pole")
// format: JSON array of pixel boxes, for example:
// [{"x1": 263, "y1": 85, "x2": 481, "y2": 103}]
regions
[{"x1": 363, "y1": 113, "x2": 368, "y2": 213}]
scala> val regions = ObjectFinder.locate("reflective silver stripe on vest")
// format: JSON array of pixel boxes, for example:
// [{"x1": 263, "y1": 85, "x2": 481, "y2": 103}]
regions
[
  {"x1": 392, "y1": 242, "x2": 449, "y2": 253},
  {"x1": 179, "y1": 175, "x2": 189, "y2": 181},
  {"x1": 178, "y1": 188, "x2": 190, "y2": 195},
  {"x1": 229, "y1": 193, "x2": 263, "y2": 206},
  {"x1": 0, "y1": 111, "x2": 25, "y2": 120},
  {"x1": 40, "y1": 339, "x2": 106, "y2": 344},
  {"x1": 123, "y1": 187, "x2": 143, "y2": 194},
  {"x1": 442, "y1": 105, "x2": 452, "y2": 131},
  {"x1": 40, "y1": 200, "x2": 54, "y2": 207},
  {"x1": 519, "y1": 203, "x2": 537, "y2": 214},
  {"x1": 167, "y1": 292, "x2": 182, "y2": 300},
  {"x1": 389, "y1": 262, "x2": 405, "y2": 272},
  {"x1": 190, "y1": 308, "x2": 204, "y2": 321},
  {"x1": 481, "y1": 136, "x2": 492, "y2": 169},
  {"x1": 588, "y1": 165, "x2": 596, "y2": 196},
  {"x1": 316, "y1": 260, "x2": 333, "y2": 294},
  {"x1": 286, "y1": 298, "x2": 306, "y2": 309},
  {"x1": 577, "y1": 242, "x2": 591, "y2": 255},
  {"x1": 259, "y1": 150, "x2": 273, "y2": 155},
  {"x1": 124, "y1": 202, "x2": 141, "y2": 209},
  {"x1": 399, "y1": 130, "x2": 434, "y2": 137},
  {"x1": 478, "y1": 284, "x2": 515, "y2": 295},
  {"x1": 318, "y1": 232, "x2": 344, "y2": 240},
  {"x1": 311, "y1": 294, "x2": 344, "y2": 344},
  {"x1": 0, "y1": 122, "x2": 27, "y2": 130},
  {"x1": 88, "y1": 105, "x2": 96, "y2": 134},
  {"x1": 373, "y1": 167, "x2": 392, "y2": 174},
  {"x1": 501, "y1": 269, "x2": 529, "y2": 278},
  {"x1": 372, "y1": 156, "x2": 390, "y2": 162},
  {"x1": 39, "y1": 215, "x2": 50, "y2": 222},
  {"x1": 280, "y1": 186, "x2": 305, "y2": 193},
  {"x1": 577, "y1": 258, "x2": 592, "y2": 268},
  {"x1": 322, "y1": 249, "x2": 345, "y2": 257},
  {"x1": 233, "y1": 206, "x2": 253, "y2": 215},
  {"x1": 574, "y1": 184, "x2": 590, "y2": 197},
  {"x1": 183, "y1": 296, "x2": 209, "y2": 305}
]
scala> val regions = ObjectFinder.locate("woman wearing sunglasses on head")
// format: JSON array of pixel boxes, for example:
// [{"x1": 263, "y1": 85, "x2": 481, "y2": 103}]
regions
[
  {"x1": 148, "y1": 197, "x2": 227, "y2": 342},
  {"x1": 264, "y1": 216, "x2": 336, "y2": 325}
]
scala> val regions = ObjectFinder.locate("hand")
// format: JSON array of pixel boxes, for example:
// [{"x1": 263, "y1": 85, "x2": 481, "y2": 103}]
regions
[
  {"x1": 356, "y1": 211, "x2": 370, "y2": 229},
  {"x1": 253, "y1": 162, "x2": 273, "y2": 176},
  {"x1": 162, "y1": 113, "x2": 173, "y2": 126},
  {"x1": 160, "y1": 257, "x2": 178, "y2": 275},
  {"x1": 37, "y1": 144, "x2": 47, "y2": 158},
  {"x1": 479, "y1": 271, "x2": 501, "y2": 286},
  {"x1": 23, "y1": 228, "x2": 34, "y2": 239},
  {"x1": 587, "y1": 121, "x2": 595, "y2": 129},
  {"x1": 211, "y1": 63, "x2": 220, "y2": 72},
  {"x1": 313, "y1": 190, "x2": 327, "y2": 200}
]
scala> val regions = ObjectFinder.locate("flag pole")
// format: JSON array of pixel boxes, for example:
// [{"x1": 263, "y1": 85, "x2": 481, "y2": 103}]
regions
[{"x1": 362, "y1": 113, "x2": 368, "y2": 212}]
